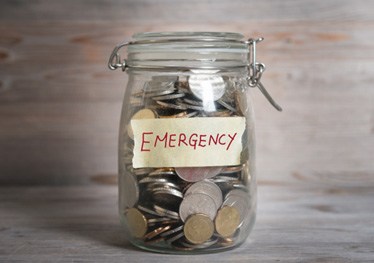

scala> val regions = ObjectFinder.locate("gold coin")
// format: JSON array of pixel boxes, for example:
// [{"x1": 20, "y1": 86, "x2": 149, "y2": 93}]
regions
[
  {"x1": 127, "y1": 108, "x2": 157, "y2": 139},
  {"x1": 125, "y1": 208, "x2": 147, "y2": 238},
  {"x1": 214, "y1": 206, "x2": 240, "y2": 238},
  {"x1": 183, "y1": 214, "x2": 214, "y2": 245}
]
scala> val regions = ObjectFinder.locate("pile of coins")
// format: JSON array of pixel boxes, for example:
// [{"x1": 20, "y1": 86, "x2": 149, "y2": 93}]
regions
[{"x1": 120, "y1": 75, "x2": 253, "y2": 251}]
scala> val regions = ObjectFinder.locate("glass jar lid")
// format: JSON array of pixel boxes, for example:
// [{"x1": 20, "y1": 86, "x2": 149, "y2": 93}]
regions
[{"x1": 126, "y1": 32, "x2": 250, "y2": 69}]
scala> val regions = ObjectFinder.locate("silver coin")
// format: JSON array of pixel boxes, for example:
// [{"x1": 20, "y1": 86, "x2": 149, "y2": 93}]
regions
[
  {"x1": 185, "y1": 180, "x2": 223, "y2": 209},
  {"x1": 165, "y1": 232, "x2": 185, "y2": 244},
  {"x1": 152, "y1": 93, "x2": 185, "y2": 101},
  {"x1": 139, "y1": 177, "x2": 169, "y2": 184},
  {"x1": 119, "y1": 173, "x2": 139, "y2": 208},
  {"x1": 137, "y1": 205, "x2": 162, "y2": 217},
  {"x1": 160, "y1": 225, "x2": 184, "y2": 237},
  {"x1": 144, "y1": 81, "x2": 176, "y2": 97},
  {"x1": 212, "y1": 175, "x2": 240, "y2": 183},
  {"x1": 179, "y1": 193, "x2": 217, "y2": 222},
  {"x1": 149, "y1": 168, "x2": 175, "y2": 176},
  {"x1": 188, "y1": 75, "x2": 226, "y2": 101},
  {"x1": 147, "y1": 217, "x2": 179, "y2": 226},
  {"x1": 147, "y1": 182, "x2": 181, "y2": 191},
  {"x1": 153, "y1": 188, "x2": 184, "y2": 199},
  {"x1": 175, "y1": 166, "x2": 223, "y2": 182},
  {"x1": 232, "y1": 183, "x2": 248, "y2": 192},
  {"x1": 156, "y1": 100, "x2": 187, "y2": 110},
  {"x1": 177, "y1": 101, "x2": 204, "y2": 111},
  {"x1": 223, "y1": 189, "x2": 250, "y2": 225},
  {"x1": 183, "y1": 98, "x2": 203, "y2": 106},
  {"x1": 221, "y1": 165, "x2": 244, "y2": 174},
  {"x1": 217, "y1": 99, "x2": 237, "y2": 112},
  {"x1": 180, "y1": 237, "x2": 218, "y2": 249},
  {"x1": 154, "y1": 205, "x2": 180, "y2": 220}
]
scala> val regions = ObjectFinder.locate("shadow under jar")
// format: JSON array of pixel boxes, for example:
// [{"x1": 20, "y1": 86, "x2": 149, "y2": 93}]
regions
[{"x1": 109, "y1": 32, "x2": 281, "y2": 254}]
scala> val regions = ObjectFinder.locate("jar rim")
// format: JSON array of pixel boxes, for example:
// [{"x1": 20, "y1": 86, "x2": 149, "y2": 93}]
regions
[{"x1": 132, "y1": 32, "x2": 245, "y2": 41}]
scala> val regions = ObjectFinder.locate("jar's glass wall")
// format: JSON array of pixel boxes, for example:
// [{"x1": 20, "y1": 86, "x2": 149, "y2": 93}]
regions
[{"x1": 118, "y1": 69, "x2": 256, "y2": 254}]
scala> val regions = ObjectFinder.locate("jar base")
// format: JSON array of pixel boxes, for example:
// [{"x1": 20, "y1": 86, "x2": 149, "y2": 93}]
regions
[{"x1": 130, "y1": 239, "x2": 247, "y2": 255}]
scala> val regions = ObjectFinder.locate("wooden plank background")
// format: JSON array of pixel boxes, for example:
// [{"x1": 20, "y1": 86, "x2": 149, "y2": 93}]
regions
[{"x1": 0, "y1": 0, "x2": 373, "y2": 185}]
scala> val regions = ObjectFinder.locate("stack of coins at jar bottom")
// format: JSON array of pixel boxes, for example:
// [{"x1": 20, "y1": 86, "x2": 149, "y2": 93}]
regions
[{"x1": 121, "y1": 75, "x2": 253, "y2": 250}]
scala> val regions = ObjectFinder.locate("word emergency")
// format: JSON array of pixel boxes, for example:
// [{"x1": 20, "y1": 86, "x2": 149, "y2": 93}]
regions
[{"x1": 140, "y1": 131, "x2": 238, "y2": 152}]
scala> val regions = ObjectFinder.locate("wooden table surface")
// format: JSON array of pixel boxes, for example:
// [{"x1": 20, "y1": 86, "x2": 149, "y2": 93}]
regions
[{"x1": 0, "y1": 182, "x2": 373, "y2": 262}]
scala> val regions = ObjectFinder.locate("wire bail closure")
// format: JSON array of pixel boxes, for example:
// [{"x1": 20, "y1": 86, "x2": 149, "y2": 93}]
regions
[
  {"x1": 246, "y1": 38, "x2": 282, "y2": 111},
  {"x1": 108, "y1": 42, "x2": 129, "y2": 71}
]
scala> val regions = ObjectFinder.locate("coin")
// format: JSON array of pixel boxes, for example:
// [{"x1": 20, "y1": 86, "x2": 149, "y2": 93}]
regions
[
  {"x1": 153, "y1": 187, "x2": 184, "y2": 199},
  {"x1": 188, "y1": 75, "x2": 226, "y2": 101},
  {"x1": 179, "y1": 237, "x2": 218, "y2": 249},
  {"x1": 137, "y1": 205, "x2": 163, "y2": 217},
  {"x1": 152, "y1": 93, "x2": 185, "y2": 101},
  {"x1": 183, "y1": 214, "x2": 214, "y2": 245},
  {"x1": 149, "y1": 168, "x2": 175, "y2": 176},
  {"x1": 182, "y1": 97, "x2": 203, "y2": 106},
  {"x1": 125, "y1": 208, "x2": 147, "y2": 238},
  {"x1": 147, "y1": 181, "x2": 181, "y2": 191},
  {"x1": 214, "y1": 206, "x2": 241, "y2": 238},
  {"x1": 139, "y1": 177, "x2": 169, "y2": 184},
  {"x1": 176, "y1": 101, "x2": 205, "y2": 111},
  {"x1": 156, "y1": 100, "x2": 187, "y2": 110},
  {"x1": 179, "y1": 192, "x2": 217, "y2": 222},
  {"x1": 165, "y1": 232, "x2": 185, "y2": 244},
  {"x1": 217, "y1": 99, "x2": 237, "y2": 113},
  {"x1": 185, "y1": 180, "x2": 223, "y2": 209},
  {"x1": 175, "y1": 166, "x2": 223, "y2": 182},
  {"x1": 221, "y1": 165, "x2": 243, "y2": 174},
  {"x1": 144, "y1": 225, "x2": 171, "y2": 240},
  {"x1": 127, "y1": 108, "x2": 157, "y2": 139},
  {"x1": 154, "y1": 204, "x2": 180, "y2": 220},
  {"x1": 223, "y1": 189, "x2": 250, "y2": 225},
  {"x1": 119, "y1": 173, "x2": 139, "y2": 208},
  {"x1": 160, "y1": 225, "x2": 184, "y2": 237}
]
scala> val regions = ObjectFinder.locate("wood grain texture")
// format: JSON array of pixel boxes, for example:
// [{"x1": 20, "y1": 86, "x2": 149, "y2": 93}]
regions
[
  {"x1": 0, "y1": 0, "x2": 374, "y2": 185},
  {"x1": 0, "y1": 184, "x2": 373, "y2": 262}
]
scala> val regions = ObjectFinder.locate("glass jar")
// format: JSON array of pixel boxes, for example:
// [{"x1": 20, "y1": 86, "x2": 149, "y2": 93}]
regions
[{"x1": 108, "y1": 32, "x2": 281, "y2": 254}]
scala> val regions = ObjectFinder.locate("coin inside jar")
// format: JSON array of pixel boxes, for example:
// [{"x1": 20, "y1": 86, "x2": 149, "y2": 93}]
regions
[
  {"x1": 183, "y1": 214, "x2": 214, "y2": 245},
  {"x1": 223, "y1": 189, "x2": 250, "y2": 225},
  {"x1": 179, "y1": 192, "x2": 217, "y2": 222},
  {"x1": 125, "y1": 208, "x2": 147, "y2": 238},
  {"x1": 175, "y1": 166, "x2": 223, "y2": 182},
  {"x1": 119, "y1": 173, "x2": 139, "y2": 208},
  {"x1": 185, "y1": 180, "x2": 223, "y2": 209},
  {"x1": 127, "y1": 108, "x2": 157, "y2": 139},
  {"x1": 188, "y1": 75, "x2": 226, "y2": 101},
  {"x1": 214, "y1": 206, "x2": 241, "y2": 238}
]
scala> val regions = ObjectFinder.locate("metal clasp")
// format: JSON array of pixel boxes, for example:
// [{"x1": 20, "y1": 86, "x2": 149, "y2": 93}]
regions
[
  {"x1": 246, "y1": 38, "x2": 282, "y2": 112},
  {"x1": 108, "y1": 42, "x2": 129, "y2": 71}
]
